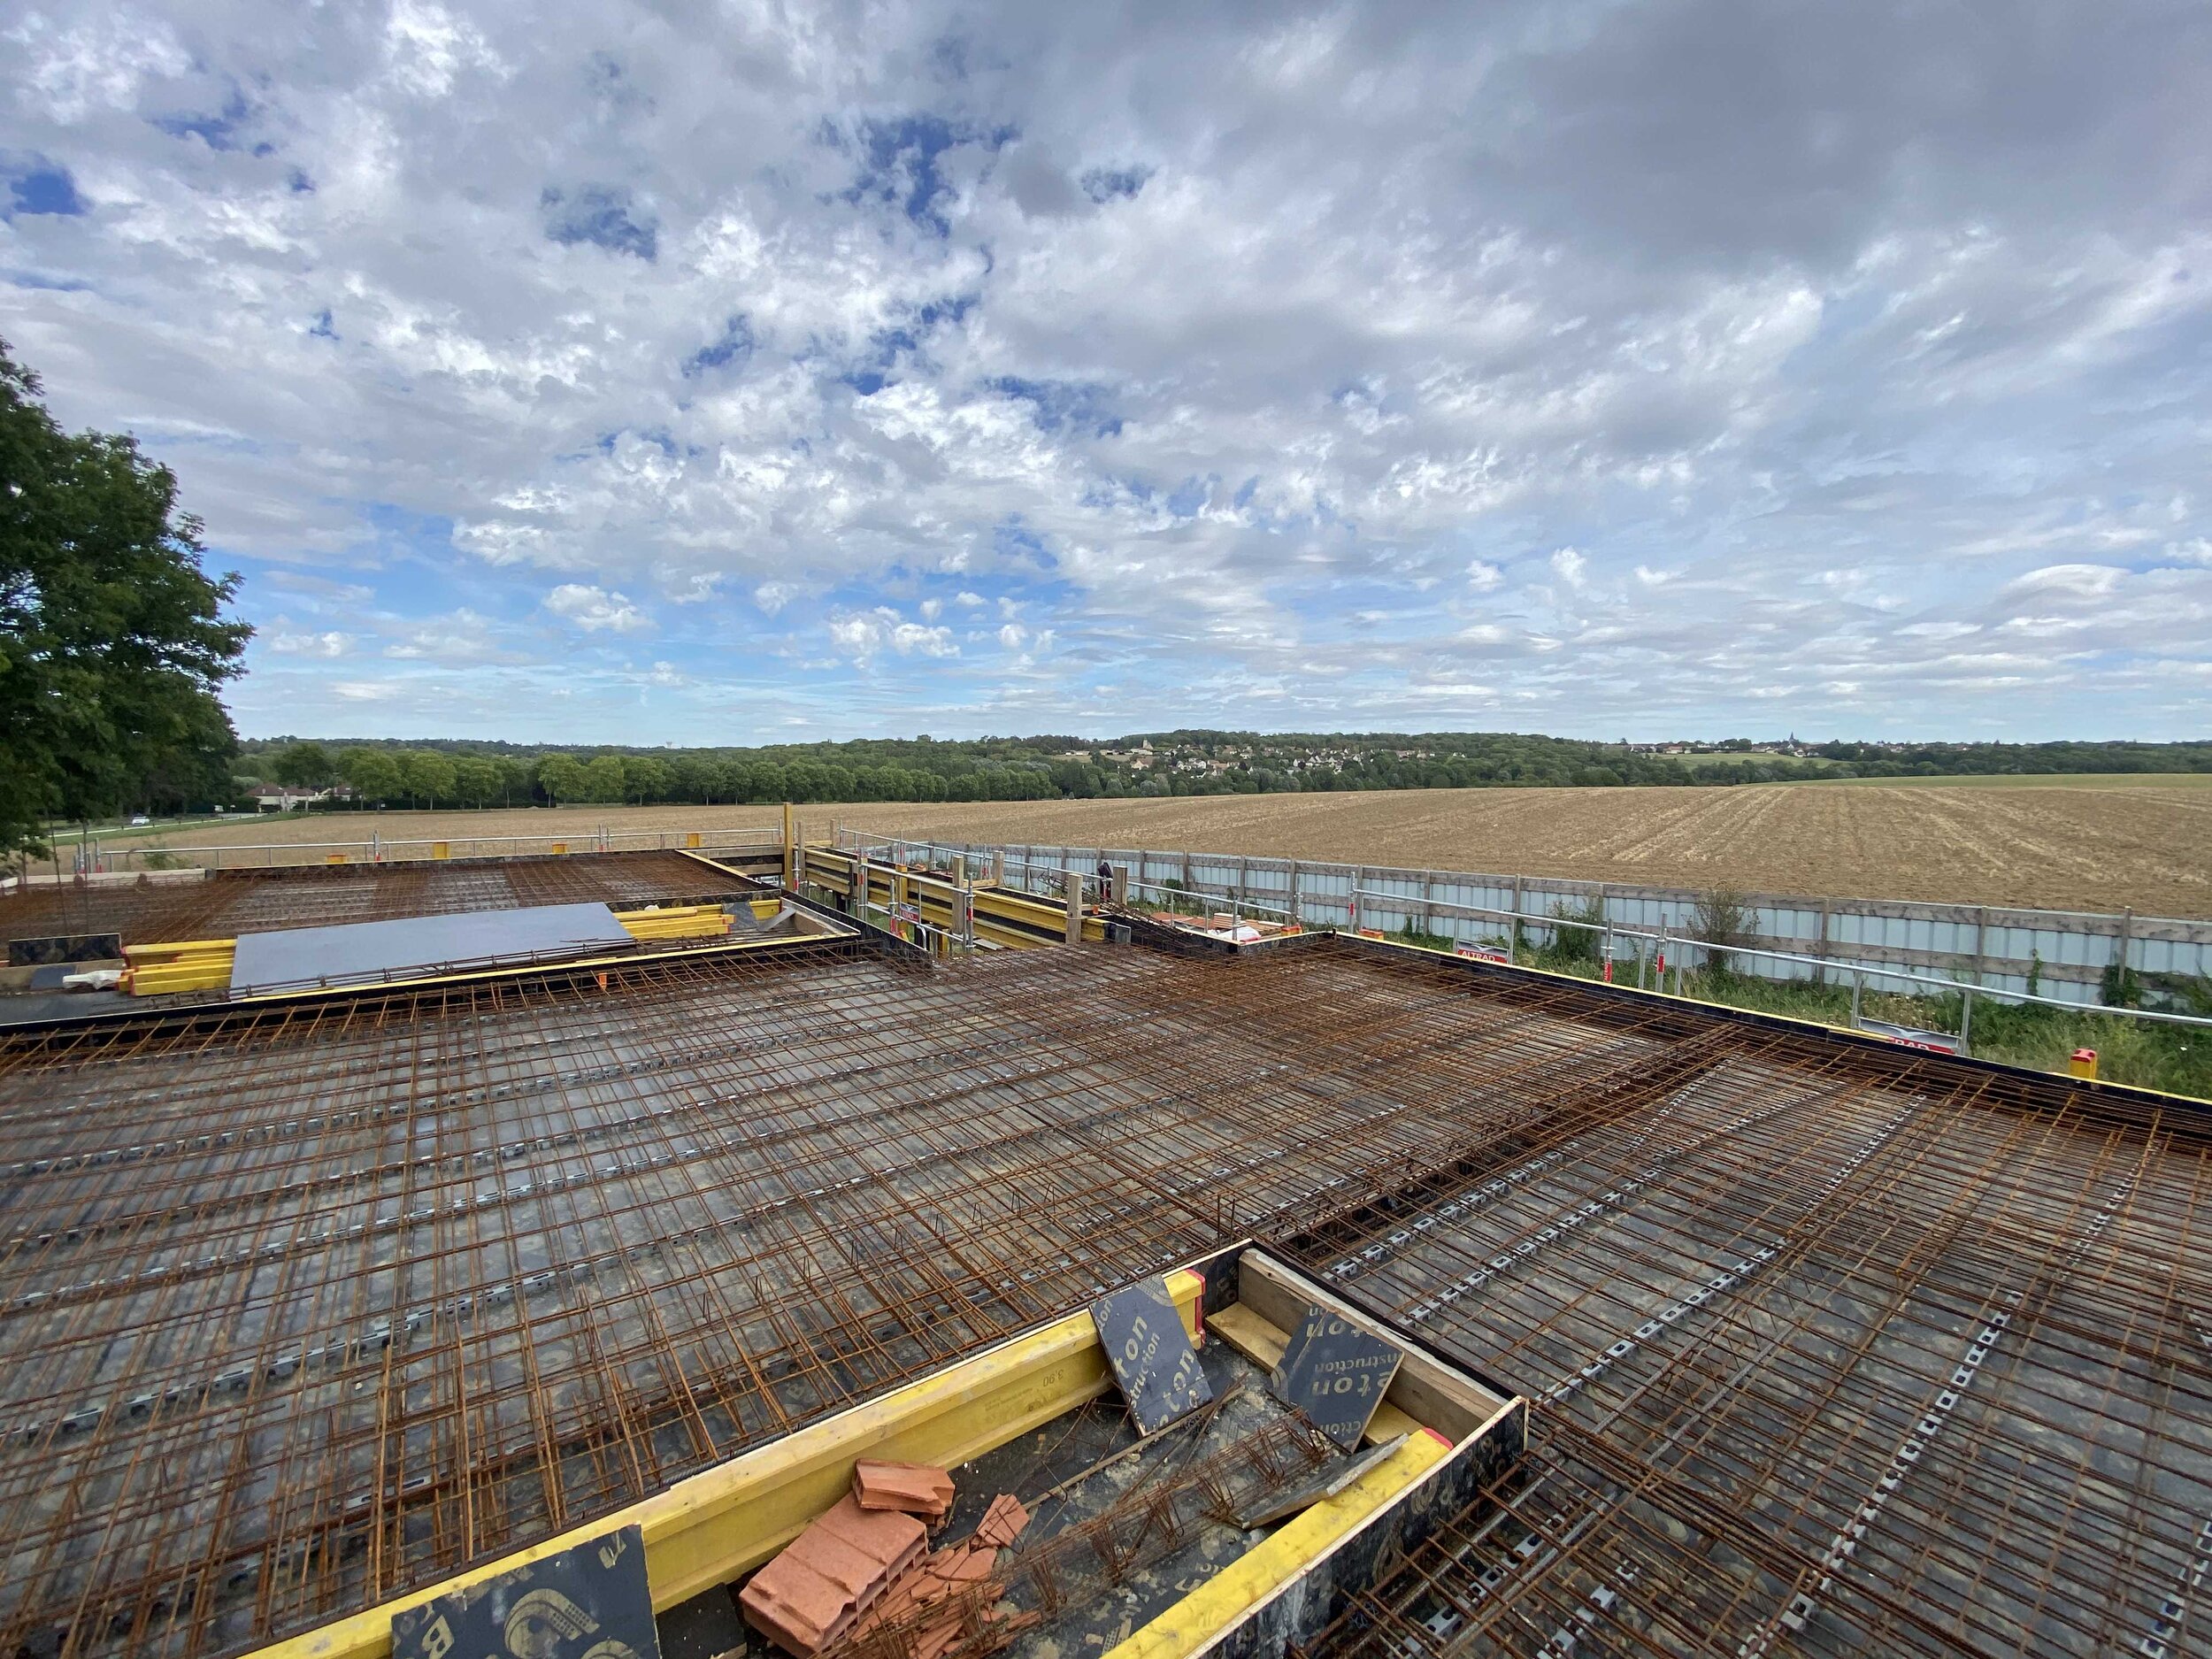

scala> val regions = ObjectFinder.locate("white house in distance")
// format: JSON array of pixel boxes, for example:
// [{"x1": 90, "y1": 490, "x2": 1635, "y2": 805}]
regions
[{"x1": 248, "y1": 784, "x2": 355, "y2": 812}]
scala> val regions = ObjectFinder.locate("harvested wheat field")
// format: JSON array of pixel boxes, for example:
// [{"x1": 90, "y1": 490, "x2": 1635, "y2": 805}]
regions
[{"x1": 128, "y1": 774, "x2": 2212, "y2": 918}]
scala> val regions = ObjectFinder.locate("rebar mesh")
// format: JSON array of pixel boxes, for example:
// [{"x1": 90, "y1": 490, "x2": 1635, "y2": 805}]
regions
[
  {"x1": 0, "y1": 934, "x2": 2196, "y2": 1659},
  {"x1": 1284, "y1": 977, "x2": 2212, "y2": 1656},
  {"x1": 0, "y1": 850, "x2": 754, "y2": 948}
]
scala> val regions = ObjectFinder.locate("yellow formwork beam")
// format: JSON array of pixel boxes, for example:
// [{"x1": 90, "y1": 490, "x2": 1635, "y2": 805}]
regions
[
  {"x1": 1101, "y1": 1431, "x2": 1453, "y2": 1659},
  {"x1": 122, "y1": 938, "x2": 236, "y2": 995},
  {"x1": 250, "y1": 1271, "x2": 1205, "y2": 1659},
  {"x1": 802, "y1": 846, "x2": 1108, "y2": 946},
  {"x1": 616, "y1": 904, "x2": 733, "y2": 942}
]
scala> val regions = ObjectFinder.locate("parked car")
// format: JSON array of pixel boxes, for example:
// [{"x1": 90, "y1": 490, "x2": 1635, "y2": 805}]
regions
[{"x1": 128, "y1": 815, "x2": 151, "y2": 826}]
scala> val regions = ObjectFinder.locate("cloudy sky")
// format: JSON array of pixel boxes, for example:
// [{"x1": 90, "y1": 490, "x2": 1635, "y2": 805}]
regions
[{"x1": 4, "y1": 1, "x2": 2209, "y2": 743}]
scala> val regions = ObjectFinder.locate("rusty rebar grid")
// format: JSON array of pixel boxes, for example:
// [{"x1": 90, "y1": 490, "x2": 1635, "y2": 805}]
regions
[
  {"x1": 0, "y1": 849, "x2": 759, "y2": 949},
  {"x1": 0, "y1": 934, "x2": 2199, "y2": 1659},
  {"x1": 1276, "y1": 965, "x2": 2212, "y2": 1655}
]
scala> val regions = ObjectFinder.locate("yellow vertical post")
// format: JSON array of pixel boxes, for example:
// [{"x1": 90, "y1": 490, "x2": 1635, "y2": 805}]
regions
[
  {"x1": 781, "y1": 803, "x2": 795, "y2": 888},
  {"x1": 432, "y1": 841, "x2": 450, "y2": 861},
  {"x1": 2070, "y1": 1048, "x2": 2100, "y2": 1081},
  {"x1": 686, "y1": 831, "x2": 702, "y2": 849}
]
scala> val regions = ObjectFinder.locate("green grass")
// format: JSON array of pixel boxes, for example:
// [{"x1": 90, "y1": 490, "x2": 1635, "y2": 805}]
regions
[
  {"x1": 42, "y1": 815, "x2": 233, "y2": 850},
  {"x1": 1384, "y1": 933, "x2": 2211, "y2": 1100}
]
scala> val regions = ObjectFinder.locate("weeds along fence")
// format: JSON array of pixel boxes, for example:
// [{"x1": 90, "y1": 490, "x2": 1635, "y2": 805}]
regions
[{"x1": 838, "y1": 829, "x2": 2210, "y2": 1015}]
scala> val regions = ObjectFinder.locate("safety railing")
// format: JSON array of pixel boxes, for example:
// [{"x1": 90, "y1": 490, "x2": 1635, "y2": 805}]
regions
[
  {"x1": 838, "y1": 832, "x2": 1302, "y2": 924},
  {"x1": 1348, "y1": 886, "x2": 2212, "y2": 1046},
  {"x1": 833, "y1": 848, "x2": 983, "y2": 956},
  {"x1": 843, "y1": 829, "x2": 2209, "y2": 1013}
]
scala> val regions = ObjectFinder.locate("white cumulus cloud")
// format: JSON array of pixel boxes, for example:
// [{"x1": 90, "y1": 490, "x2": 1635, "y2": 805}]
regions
[{"x1": 545, "y1": 583, "x2": 651, "y2": 633}]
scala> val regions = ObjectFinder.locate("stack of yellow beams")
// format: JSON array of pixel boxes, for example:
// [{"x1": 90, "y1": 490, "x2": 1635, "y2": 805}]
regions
[
  {"x1": 617, "y1": 904, "x2": 733, "y2": 942},
  {"x1": 122, "y1": 938, "x2": 236, "y2": 995}
]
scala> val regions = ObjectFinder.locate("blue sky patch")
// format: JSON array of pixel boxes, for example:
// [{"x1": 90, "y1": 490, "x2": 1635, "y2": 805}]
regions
[
  {"x1": 840, "y1": 113, "x2": 1013, "y2": 236},
  {"x1": 152, "y1": 90, "x2": 252, "y2": 151},
  {"x1": 987, "y1": 376, "x2": 1122, "y2": 438},
  {"x1": 4, "y1": 158, "x2": 85, "y2": 219},
  {"x1": 683, "y1": 315, "x2": 755, "y2": 377},
  {"x1": 541, "y1": 185, "x2": 657, "y2": 259}
]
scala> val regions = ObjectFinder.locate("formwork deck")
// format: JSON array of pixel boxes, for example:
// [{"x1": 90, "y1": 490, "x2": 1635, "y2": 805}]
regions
[
  {"x1": 0, "y1": 850, "x2": 753, "y2": 949},
  {"x1": 0, "y1": 938, "x2": 2200, "y2": 1659}
]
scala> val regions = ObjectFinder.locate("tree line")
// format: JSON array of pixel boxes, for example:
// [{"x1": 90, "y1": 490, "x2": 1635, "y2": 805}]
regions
[
  {"x1": 236, "y1": 728, "x2": 2212, "y2": 814},
  {"x1": 257, "y1": 734, "x2": 1671, "y2": 808},
  {"x1": 263, "y1": 742, "x2": 1059, "y2": 809}
]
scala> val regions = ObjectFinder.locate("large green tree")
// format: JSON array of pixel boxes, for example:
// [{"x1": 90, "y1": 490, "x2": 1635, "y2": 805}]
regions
[
  {"x1": 1, "y1": 342, "x2": 250, "y2": 856},
  {"x1": 272, "y1": 740, "x2": 334, "y2": 787},
  {"x1": 398, "y1": 749, "x2": 456, "y2": 808},
  {"x1": 339, "y1": 746, "x2": 402, "y2": 804},
  {"x1": 535, "y1": 752, "x2": 584, "y2": 804}
]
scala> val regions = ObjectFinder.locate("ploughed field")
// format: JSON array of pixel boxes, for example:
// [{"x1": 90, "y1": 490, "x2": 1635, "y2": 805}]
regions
[{"x1": 128, "y1": 773, "x2": 2212, "y2": 917}]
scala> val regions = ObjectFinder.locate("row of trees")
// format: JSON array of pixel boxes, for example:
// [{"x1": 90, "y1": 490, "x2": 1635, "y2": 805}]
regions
[
  {"x1": 249, "y1": 726, "x2": 2212, "y2": 815},
  {"x1": 263, "y1": 742, "x2": 1063, "y2": 809}
]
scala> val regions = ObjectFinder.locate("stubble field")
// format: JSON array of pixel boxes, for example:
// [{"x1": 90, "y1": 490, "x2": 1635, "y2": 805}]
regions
[{"x1": 130, "y1": 774, "x2": 2212, "y2": 918}]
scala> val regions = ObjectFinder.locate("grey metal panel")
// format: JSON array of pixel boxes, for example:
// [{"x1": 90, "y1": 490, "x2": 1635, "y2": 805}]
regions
[{"x1": 230, "y1": 902, "x2": 634, "y2": 994}]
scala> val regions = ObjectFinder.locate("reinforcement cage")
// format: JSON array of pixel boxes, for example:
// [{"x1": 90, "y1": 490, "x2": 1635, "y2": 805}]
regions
[{"x1": 0, "y1": 935, "x2": 2198, "y2": 1658}]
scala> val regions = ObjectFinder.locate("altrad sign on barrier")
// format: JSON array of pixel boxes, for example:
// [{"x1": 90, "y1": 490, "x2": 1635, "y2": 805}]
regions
[
  {"x1": 391, "y1": 1522, "x2": 660, "y2": 1659},
  {"x1": 1269, "y1": 1303, "x2": 1404, "y2": 1451},
  {"x1": 1090, "y1": 1277, "x2": 1212, "y2": 1434}
]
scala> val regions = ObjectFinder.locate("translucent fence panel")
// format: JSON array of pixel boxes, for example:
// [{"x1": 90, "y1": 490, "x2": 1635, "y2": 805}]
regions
[{"x1": 844, "y1": 831, "x2": 2208, "y2": 1015}]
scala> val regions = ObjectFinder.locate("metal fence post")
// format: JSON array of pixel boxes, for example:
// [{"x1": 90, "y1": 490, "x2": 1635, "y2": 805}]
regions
[
  {"x1": 1960, "y1": 986, "x2": 1974, "y2": 1051},
  {"x1": 1851, "y1": 971, "x2": 1863, "y2": 1030}
]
